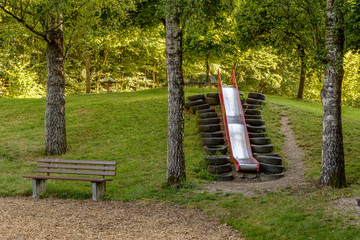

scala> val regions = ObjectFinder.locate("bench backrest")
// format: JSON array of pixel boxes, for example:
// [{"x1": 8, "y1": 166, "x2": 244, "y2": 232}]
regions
[{"x1": 36, "y1": 158, "x2": 117, "y2": 178}]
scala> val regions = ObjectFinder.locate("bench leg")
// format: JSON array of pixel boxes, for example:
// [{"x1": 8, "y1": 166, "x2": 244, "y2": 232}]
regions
[
  {"x1": 92, "y1": 182, "x2": 106, "y2": 201},
  {"x1": 32, "y1": 179, "x2": 46, "y2": 198}
]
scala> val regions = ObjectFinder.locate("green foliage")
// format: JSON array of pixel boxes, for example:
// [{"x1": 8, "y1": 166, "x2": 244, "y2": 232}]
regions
[
  {"x1": 0, "y1": 13, "x2": 47, "y2": 98},
  {"x1": 1, "y1": 0, "x2": 360, "y2": 109},
  {"x1": 235, "y1": 0, "x2": 324, "y2": 53},
  {"x1": 235, "y1": 0, "x2": 325, "y2": 98},
  {"x1": 342, "y1": 51, "x2": 360, "y2": 107},
  {"x1": 344, "y1": 0, "x2": 360, "y2": 50},
  {"x1": 1, "y1": 0, "x2": 157, "y2": 97},
  {"x1": 235, "y1": 47, "x2": 298, "y2": 94}
]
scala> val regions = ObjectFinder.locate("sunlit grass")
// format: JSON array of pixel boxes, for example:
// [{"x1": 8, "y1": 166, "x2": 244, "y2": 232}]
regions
[
  {"x1": 1, "y1": 88, "x2": 360, "y2": 239},
  {"x1": 267, "y1": 95, "x2": 360, "y2": 184},
  {"x1": 0, "y1": 88, "x2": 214, "y2": 199}
]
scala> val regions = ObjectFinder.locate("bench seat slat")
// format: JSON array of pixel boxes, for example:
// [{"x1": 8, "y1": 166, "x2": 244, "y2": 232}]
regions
[
  {"x1": 36, "y1": 169, "x2": 116, "y2": 176},
  {"x1": 23, "y1": 175, "x2": 113, "y2": 182},
  {"x1": 38, "y1": 158, "x2": 116, "y2": 166},
  {"x1": 37, "y1": 164, "x2": 116, "y2": 171}
]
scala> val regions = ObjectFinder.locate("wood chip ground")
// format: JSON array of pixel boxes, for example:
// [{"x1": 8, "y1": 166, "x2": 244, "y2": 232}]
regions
[{"x1": 0, "y1": 197, "x2": 243, "y2": 239}]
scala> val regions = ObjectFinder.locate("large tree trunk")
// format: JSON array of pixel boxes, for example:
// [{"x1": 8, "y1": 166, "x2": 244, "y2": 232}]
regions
[
  {"x1": 165, "y1": 1, "x2": 186, "y2": 184},
  {"x1": 85, "y1": 52, "x2": 91, "y2": 93},
  {"x1": 45, "y1": 14, "x2": 67, "y2": 155},
  {"x1": 297, "y1": 47, "x2": 306, "y2": 99},
  {"x1": 320, "y1": 0, "x2": 346, "y2": 187}
]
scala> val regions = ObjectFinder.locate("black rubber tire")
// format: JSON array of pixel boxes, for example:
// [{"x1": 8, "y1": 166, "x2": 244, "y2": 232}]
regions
[
  {"x1": 255, "y1": 155, "x2": 282, "y2": 165},
  {"x1": 246, "y1": 97, "x2": 266, "y2": 105},
  {"x1": 188, "y1": 94, "x2": 205, "y2": 101},
  {"x1": 248, "y1": 92, "x2": 266, "y2": 100},
  {"x1": 198, "y1": 112, "x2": 218, "y2": 119},
  {"x1": 243, "y1": 103, "x2": 262, "y2": 109},
  {"x1": 253, "y1": 152, "x2": 280, "y2": 158},
  {"x1": 250, "y1": 137, "x2": 271, "y2": 145},
  {"x1": 198, "y1": 124, "x2": 221, "y2": 132},
  {"x1": 185, "y1": 99, "x2": 204, "y2": 109},
  {"x1": 198, "y1": 117, "x2": 220, "y2": 125},
  {"x1": 204, "y1": 155, "x2": 230, "y2": 165},
  {"x1": 245, "y1": 109, "x2": 262, "y2": 115},
  {"x1": 206, "y1": 93, "x2": 219, "y2": 99},
  {"x1": 191, "y1": 104, "x2": 210, "y2": 113},
  {"x1": 251, "y1": 144, "x2": 274, "y2": 153},
  {"x1": 245, "y1": 119, "x2": 265, "y2": 126},
  {"x1": 244, "y1": 114, "x2": 262, "y2": 120},
  {"x1": 248, "y1": 132, "x2": 267, "y2": 138},
  {"x1": 205, "y1": 97, "x2": 220, "y2": 105},
  {"x1": 247, "y1": 125, "x2": 266, "y2": 133},
  {"x1": 203, "y1": 145, "x2": 227, "y2": 155},
  {"x1": 200, "y1": 131, "x2": 223, "y2": 138},
  {"x1": 210, "y1": 173, "x2": 234, "y2": 181},
  {"x1": 207, "y1": 163, "x2": 232, "y2": 174},
  {"x1": 259, "y1": 172, "x2": 284, "y2": 181},
  {"x1": 259, "y1": 162, "x2": 285, "y2": 174},
  {"x1": 201, "y1": 137, "x2": 224, "y2": 146},
  {"x1": 197, "y1": 108, "x2": 216, "y2": 114}
]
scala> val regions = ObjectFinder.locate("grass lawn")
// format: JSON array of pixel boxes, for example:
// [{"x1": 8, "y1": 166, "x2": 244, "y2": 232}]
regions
[{"x1": 1, "y1": 87, "x2": 360, "y2": 239}]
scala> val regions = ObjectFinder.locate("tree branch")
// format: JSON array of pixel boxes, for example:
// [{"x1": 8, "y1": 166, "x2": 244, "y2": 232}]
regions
[
  {"x1": 64, "y1": 21, "x2": 79, "y2": 60},
  {"x1": 46, "y1": 1, "x2": 87, "y2": 33},
  {"x1": 0, "y1": 5, "x2": 49, "y2": 42}
]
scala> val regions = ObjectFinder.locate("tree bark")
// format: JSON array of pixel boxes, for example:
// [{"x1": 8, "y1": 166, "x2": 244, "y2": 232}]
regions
[
  {"x1": 45, "y1": 13, "x2": 67, "y2": 155},
  {"x1": 152, "y1": 64, "x2": 157, "y2": 87},
  {"x1": 85, "y1": 52, "x2": 91, "y2": 93},
  {"x1": 165, "y1": 1, "x2": 186, "y2": 184},
  {"x1": 297, "y1": 47, "x2": 306, "y2": 99},
  {"x1": 206, "y1": 53, "x2": 210, "y2": 82},
  {"x1": 320, "y1": 0, "x2": 346, "y2": 187}
]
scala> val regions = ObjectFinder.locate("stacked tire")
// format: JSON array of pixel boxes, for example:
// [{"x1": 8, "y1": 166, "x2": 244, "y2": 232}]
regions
[
  {"x1": 185, "y1": 94, "x2": 210, "y2": 113},
  {"x1": 244, "y1": 92, "x2": 285, "y2": 180},
  {"x1": 187, "y1": 93, "x2": 233, "y2": 181}
]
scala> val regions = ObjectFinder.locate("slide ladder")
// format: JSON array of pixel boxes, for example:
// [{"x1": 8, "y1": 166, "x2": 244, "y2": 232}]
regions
[{"x1": 217, "y1": 70, "x2": 259, "y2": 172}]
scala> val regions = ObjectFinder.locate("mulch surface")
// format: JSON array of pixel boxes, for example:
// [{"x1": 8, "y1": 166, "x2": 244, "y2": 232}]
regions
[{"x1": 0, "y1": 197, "x2": 243, "y2": 240}]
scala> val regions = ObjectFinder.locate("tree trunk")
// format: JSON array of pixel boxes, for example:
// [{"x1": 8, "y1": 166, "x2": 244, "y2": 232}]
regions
[
  {"x1": 234, "y1": 63, "x2": 238, "y2": 77},
  {"x1": 85, "y1": 52, "x2": 91, "y2": 93},
  {"x1": 320, "y1": 0, "x2": 346, "y2": 187},
  {"x1": 45, "y1": 14, "x2": 67, "y2": 155},
  {"x1": 152, "y1": 64, "x2": 157, "y2": 87},
  {"x1": 165, "y1": 1, "x2": 186, "y2": 184},
  {"x1": 206, "y1": 53, "x2": 210, "y2": 82},
  {"x1": 297, "y1": 47, "x2": 306, "y2": 99}
]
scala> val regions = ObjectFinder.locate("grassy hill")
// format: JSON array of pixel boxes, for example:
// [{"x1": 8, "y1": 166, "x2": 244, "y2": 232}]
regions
[{"x1": 1, "y1": 88, "x2": 360, "y2": 239}]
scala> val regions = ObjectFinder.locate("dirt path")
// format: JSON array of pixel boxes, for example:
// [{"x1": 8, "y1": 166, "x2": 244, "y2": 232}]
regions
[
  {"x1": 0, "y1": 197, "x2": 242, "y2": 240},
  {"x1": 199, "y1": 113, "x2": 308, "y2": 196}
]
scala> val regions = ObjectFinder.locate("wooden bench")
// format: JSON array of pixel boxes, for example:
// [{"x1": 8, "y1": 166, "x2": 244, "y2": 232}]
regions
[{"x1": 23, "y1": 158, "x2": 117, "y2": 200}]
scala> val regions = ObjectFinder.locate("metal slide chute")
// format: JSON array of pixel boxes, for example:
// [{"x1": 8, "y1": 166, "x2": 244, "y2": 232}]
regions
[{"x1": 217, "y1": 70, "x2": 259, "y2": 172}]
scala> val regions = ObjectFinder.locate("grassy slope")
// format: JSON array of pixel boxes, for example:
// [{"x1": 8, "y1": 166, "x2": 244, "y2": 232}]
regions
[
  {"x1": 268, "y1": 96, "x2": 360, "y2": 184},
  {"x1": 1, "y1": 88, "x2": 359, "y2": 239}
]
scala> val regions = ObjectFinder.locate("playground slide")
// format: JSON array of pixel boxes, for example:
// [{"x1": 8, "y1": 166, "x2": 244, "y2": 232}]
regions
[{"x1": 217, "y1": 70, "x2": 259, "y2": 172}]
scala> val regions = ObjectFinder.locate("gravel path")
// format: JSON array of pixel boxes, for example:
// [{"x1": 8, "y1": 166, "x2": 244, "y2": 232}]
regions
[{"x1": 0, "y1": 197, "x2": 243, "y2": 240}]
